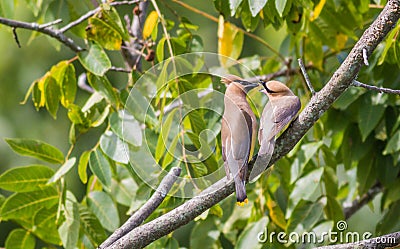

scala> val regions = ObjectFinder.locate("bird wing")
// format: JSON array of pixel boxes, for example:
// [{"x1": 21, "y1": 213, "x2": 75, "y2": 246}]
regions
[{"x1": 272, "y1": 96, "x2": 301, "y2": 136}]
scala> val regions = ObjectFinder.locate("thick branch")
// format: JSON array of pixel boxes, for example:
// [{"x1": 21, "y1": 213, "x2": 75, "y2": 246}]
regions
[
  {"x1": 0, "y1": 1, "x2": 140, "y2": 52},
  {"x1": 344, "y1": 183, "x2": 383, "y2": 219},
  {"x1": 109, "y1": 1, "x2": 400, "y2": 248},
  {"x1": 316, "y1": 231, "x2": 400, "y2": 249},
  {"x1": 100, "y1": 167, "x2": 181, "y2": 249},
  {"x1": 0, "y1": 17, "x2": 83, "y2": 52}
]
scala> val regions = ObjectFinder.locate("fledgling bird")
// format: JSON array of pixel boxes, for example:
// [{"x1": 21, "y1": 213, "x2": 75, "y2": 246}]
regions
[
  {"x1": 221, "y1": 75, "x2": 259, "y2": 205},
  {"x1": 250, "y1": 80, "x2": 301, "y2": 180}
]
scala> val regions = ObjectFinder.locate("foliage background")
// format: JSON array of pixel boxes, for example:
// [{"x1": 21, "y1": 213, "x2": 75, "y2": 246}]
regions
[{"x1": 0, "y1": 0, "x2": 399, "y2": 248}]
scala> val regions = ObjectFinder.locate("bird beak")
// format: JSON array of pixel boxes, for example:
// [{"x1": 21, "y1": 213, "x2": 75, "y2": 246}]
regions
[{"x1": 237, "y1": 80, "x2": 259, "y2": 92}]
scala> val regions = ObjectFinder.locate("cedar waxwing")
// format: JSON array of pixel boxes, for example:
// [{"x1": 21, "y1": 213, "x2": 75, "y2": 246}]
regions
[
  {"x1": 250, "y1": 80, "x2": 301, "y2": 180},
  {"x1": 221, "y1": 75, "x2": 258, "y2": 205}
]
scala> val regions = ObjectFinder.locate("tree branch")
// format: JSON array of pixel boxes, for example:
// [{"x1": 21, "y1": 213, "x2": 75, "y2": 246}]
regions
[
  {"x1": 107, "y1": 1, "x2": 400, "y2": 248},
  {"x1": 344, "y1": 183, "x2": 383, "y2": 219},
  {"x1": 352, "y1": 80, "x2": 400, "y2": 95},
  {"x1": 316, "y1": 231, "x2": 400, "y2": 249},
  {"x1": 59, "y1": 0, "x2": 141, "y2": 33},
  {"x1": 121, "y1": 1, "x2": 149, "y2": 71},
  {"x1": 0, "y1": 1, "x2": 141, "y2": 52},
  {"x1": 298, "y1": 58, "x2": 316, "y2": 95},
  {"x1": 100, "y1": 167, "x2": 181, "y2": 249},
  {"x1": 0, "y1": 17, "x2": 83, "y2": 52}
]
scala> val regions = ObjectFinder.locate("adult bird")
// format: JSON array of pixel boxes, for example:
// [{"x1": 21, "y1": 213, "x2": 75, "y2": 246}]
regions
[
  {"x1": 250, "y1": 80, "x2": 301, "y2": 180},
  {"x1": 221, "y1": 75, "x2": 259, "y2": 205}
]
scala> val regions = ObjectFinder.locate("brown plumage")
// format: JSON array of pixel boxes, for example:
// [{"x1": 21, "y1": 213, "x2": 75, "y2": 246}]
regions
[
  {"x1": 250, "y1": 80, "x2": 301, "y2": 180},
  {"x1": 221, "y1": 75, "x2": 258, "y2": 205}
]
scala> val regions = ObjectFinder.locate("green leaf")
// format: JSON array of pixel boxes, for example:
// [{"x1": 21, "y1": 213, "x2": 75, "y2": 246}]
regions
[
  {"x1": 324, "y1": 195, "x2": 344, "y2": 221},
  {"x1": 290, "y1": 141, "x2": 323, "y2": 183},
  {"x1": 376, "y1": 200, "x2": 400, "y2": 235},
  {"x1": 79, "y1": 204, "x2": 107, "y2": 247},
  {"x1": 61, "y1": 63, "x2": 77, "y2": 107},
  {"x1": 48, "y1": 157, "x2": 76, "y2": 183},
  {"x1": 248, "y1": 0, "x2": 267, "y2": 17},
  {"x1": 155, "y1": 108, "x2": 178, "y2": 162},
  {"x1": 78, "y1": 42, "x2": 111, "y2": 76},
  {"x1": 33, "y1": 206, "x2": 61, "y2": 245},
  {"x1": 190, "y1": 217, "x2": 220, "y2": 249},
  {"x1": 156, "y1": 37, "x2": 166, "y2": 62},
  {"x1": 100, "y1": 131, "x2": 129, "y2": 164},
  {"x1": 287, "y1": 168, "x2": 324, "y2": 218},
  {"x1": 286, "y1": 199, "x2": 324, "y2": 234},
  {"x1": 109, "y1": 111, "x2": 143, "y2": 147},
  {"x1": 87, "y1": 17, "x2": 122, "y2": 50},
  {"x1": 0, "y1": 186, "x2": 59, "y2": 220},
  {"x1": 91, "y1": 104, "x2": 111, "y2": 127},
  {"x1": 275, "y1": 0, "x2": 287, "y2": 17},
  {"x1": 87, "y1": 73, "x2": 119, "y2": 106},
  {"x1": 111, "y1": 166, "x2": 138, "y2": 206},
  {"x1": 87, "y1": 191, "x2": 120, "y2": 232},
  {"x1": 68, "y1": 104, "x2": 90, "y2": 126},
  {"x1": 58, "y1": 191, "x2": 80, "y2": 249},
  {"x1": 89, "y1": 148, "x2": 112, "y2": 189},
  {"x1": 357, "y1": 153, "x2": 376, "y2": 195},
  {"x1": 5, "y1": 138, "x2": 64, "y2": 164},
  {"x1": 384, "y1": 129, "x2": 400, "y2": 155},
  {"x1": 5, "y1": 229, "x2": 35, "y2": 249},
  {"x1": 0, "y1": 165, "x2": 54, "y2": 192},
  {"x1": 323, "y1": 167, "x2": 338, "y2": 197},
  {"x1": 78, "y1": 151, "x2": 91, "y2": 184},
  {"x1": 125, "y1": 88, "x2": 158, "y2": 127},
  {"x1": 236, "y1": 217, "x2": 268, "y2": 249},
  {"x1": 358, "y1": 96, "x2": 385, "y2": 141},
  {"x1": 44, "y1": 76, "x2": 60, "y2": 119}
]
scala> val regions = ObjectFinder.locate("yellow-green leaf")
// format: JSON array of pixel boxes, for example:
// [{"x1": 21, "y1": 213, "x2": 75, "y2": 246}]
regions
[
  {"x1": 310, "y1": 0, "x2": 326, "y2": 21},
  {"x1": 87, "y1": 17, "x2": 122, "y2": 50},
  {"x1": 5, "y1": 229, "x2": 35, "y2": 249},
  {"x1": 217, "y1": 15, "x2": 243, "y2": 67}
]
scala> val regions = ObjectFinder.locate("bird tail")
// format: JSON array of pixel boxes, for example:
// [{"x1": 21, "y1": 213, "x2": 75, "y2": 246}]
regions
[
  {"x1": 249, "y1": 138, "x2": 275, "y2": 181},
  {"x1": 234, "y1": 177, "x2": 248, "y2": 206}
]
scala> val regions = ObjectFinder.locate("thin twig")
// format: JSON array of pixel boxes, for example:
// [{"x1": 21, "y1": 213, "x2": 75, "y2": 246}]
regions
[
  {"x1": 12, "y1": 28, "x2": 21, "y2": 48},
  {"x1": 298, "y1": 58, "x2": 316, "y2": 95},
  {"x1": 77, "y1": 73, "x2": 94, "y2": 93},
  {"x1": 59, "y1": 0, "x2": 141, "y2": 33},
  {"x1": 100, "y1": 167, "x2": 181, "y2": 249},
  {"x1": 344, "y1": 183, "x2": 382, "y2": 219},
  {"x1": 245, "y1": 64, "x2": 314, "y2": 83},
  {"x1": 316, "y1": 231, "x2": 400, "y2": 249},
  {"x1": 0, "y1": 17, "x2": 83, "y2": 52},
  {"x1": 39, "y1": 19, "x2": 62, "y2": 28},
  {"x1": 109, "y1": 66, "x2": 132, "y2": 73},
  {"x1": 352, "y1": 80, "x2": 400, "y2": 95}
]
